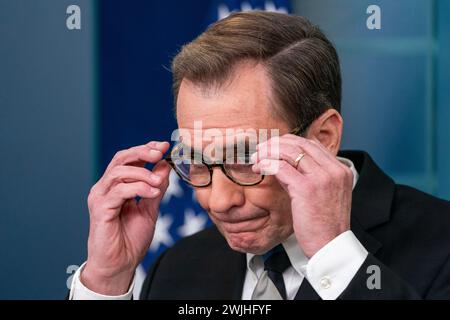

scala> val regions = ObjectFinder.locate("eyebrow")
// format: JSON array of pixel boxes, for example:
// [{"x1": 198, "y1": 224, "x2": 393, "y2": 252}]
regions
[
  {"x1": 180, "y1": 142, "x2": 254, "y2": 164},
  {"x1": 183, "y1": 135, "x2": 256, "y2": 152}
]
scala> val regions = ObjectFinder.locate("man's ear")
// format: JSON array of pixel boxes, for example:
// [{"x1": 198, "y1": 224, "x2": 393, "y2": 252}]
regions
[{"x1": 306, "y1": 109, "x2": 343, "y2": 156}]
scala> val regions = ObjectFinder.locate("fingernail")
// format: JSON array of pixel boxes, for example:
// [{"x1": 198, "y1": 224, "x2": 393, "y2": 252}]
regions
[
  {"x1": 151, "y1": 188, "x2": 160, "y2": 196},
  {"x1": 150, "y1": 149, "x2": 161, "y2": 156}
]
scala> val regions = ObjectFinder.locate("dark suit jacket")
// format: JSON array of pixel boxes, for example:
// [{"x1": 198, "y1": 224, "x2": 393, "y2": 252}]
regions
[{"x1": 140, "y1": 151, "x2": 450, "y2": 300}]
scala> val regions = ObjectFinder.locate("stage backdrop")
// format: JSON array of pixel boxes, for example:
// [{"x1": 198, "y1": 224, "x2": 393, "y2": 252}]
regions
[
  {"x1": 0, "y1": 0, "x2": 448, "y2": 300},
  {"x1": 98, "y1": 0, "x2": 450, "y2": 297}
]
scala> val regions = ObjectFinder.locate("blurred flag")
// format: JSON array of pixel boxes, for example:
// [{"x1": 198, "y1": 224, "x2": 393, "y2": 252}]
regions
[
  {"x1": 134, "y1": 0, "x2": 292, "y2": 298},
  {"x1": 208, "y1": 0, "x2": 291, "y2": 21}
]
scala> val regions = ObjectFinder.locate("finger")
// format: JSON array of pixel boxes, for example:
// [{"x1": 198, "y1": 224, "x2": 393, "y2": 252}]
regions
[
  {"x1": 258, "y1": 135, "x2": 331, "y2": 167},
  {"x1": 98, "y1": 166, "x2": 163, "y2": 194},
  {"x1": 252, "y1": 159, "x2": 305, "y2": 192},
  {"x1": 105, "y1": 181, "x2": 161, "y2": 210},
  {"x1": 252, "y1": 140, "x2": 319, "y2": 174},
  {"x1": 286, "y1": 136, "x2": 351, "y2": 173},
  {"x1": 290, "y1": 152, "x2": 317, "y2": 175},
  {"x1": 106, "y1": 141, "x2": 170, "y2": 172},
  {"x1": 282, "y1": 135, "x2": 336, "y2": 163},
  {"x1": 147, "y1": 141, "x2": 170, "y2": 151},
  {"x1": 152, "y1": 160, "x2": 171, "y2": 192},
  {"x1": 140, "y1": 160, "x2": 171, "y2": 213},
  {"x1": 285, "y1": 137, "x2": 353, "y2": 176}
]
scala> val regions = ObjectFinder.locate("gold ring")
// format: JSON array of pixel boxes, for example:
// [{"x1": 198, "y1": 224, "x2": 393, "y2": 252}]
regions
[{"x1": 294, "y1": 153, "x2": 306, "y2": 169}]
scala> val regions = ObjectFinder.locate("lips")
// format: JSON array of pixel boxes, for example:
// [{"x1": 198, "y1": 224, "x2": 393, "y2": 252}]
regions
[
  {"x1": 213, "y1": 213, "x2": 269, "y2": 234},
  {"x1": 210, "y1": 211, "x2": 268, "y2": 224}
]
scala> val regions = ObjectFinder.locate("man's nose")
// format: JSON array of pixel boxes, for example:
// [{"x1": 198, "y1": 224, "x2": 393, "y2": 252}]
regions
[{"x1": 208, "y1": 167, "x2": 245, "y2": 214}]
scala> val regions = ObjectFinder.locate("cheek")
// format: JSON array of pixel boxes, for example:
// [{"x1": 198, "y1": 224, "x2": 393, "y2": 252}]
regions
[
  {"x1": 247, "y1": 178, "x2": 294, "y2": 238},
  {"x1": 194, "y1": 188, "x2": 210, "y2": 210},
  {"x1": 245, "y1": 176, "x2": 292, "y2": 215}
]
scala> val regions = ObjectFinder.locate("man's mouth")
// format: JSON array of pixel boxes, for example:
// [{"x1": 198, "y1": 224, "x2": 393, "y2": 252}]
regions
[{"x1": 212, "y1": 213, "x2": 269, "y2": 233}]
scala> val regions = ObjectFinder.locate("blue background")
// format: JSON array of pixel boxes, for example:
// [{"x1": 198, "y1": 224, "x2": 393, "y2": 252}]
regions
[{"x1": 0, "y1": 0, "x2": 448, "y2": 299}]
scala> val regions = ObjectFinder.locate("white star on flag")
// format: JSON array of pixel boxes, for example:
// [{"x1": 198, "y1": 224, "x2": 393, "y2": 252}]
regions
[
  {"x1": 149, "y1": 213, "x2": 174, "y2": 252},
  {"x1": 162, "y1": 170, "x2": 184, "y2": 204},
  {"x1": 218, "y1": 0, "x2": 288, "y2": 20},
  {"x1": 177, "y1": 208, "x2": 209, "y2": 238}
]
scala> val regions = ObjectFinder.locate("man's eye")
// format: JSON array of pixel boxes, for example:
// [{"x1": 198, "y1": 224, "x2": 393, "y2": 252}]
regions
[
  {"x1": 190, "y1": 164, "x2": 207, "y2": 174},
  {"x1": 226, "y1": 164, "x2": 253, "y2": 172}
]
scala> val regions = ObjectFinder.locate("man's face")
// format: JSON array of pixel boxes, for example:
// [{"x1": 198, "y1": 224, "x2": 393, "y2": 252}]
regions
[{"x1": 176, "y1": 61, "x2": 294, "y2": 255}]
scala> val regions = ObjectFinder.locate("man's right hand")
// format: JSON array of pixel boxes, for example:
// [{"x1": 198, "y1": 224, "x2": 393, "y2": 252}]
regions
[{"x1": 80, "y1": 141, "x2": 171, "y2": 295}]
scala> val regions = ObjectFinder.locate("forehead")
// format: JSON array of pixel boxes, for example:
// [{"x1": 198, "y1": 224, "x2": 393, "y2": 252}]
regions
[{"x1": 176, "y1": 61, "x2": 289, "y2": 134}]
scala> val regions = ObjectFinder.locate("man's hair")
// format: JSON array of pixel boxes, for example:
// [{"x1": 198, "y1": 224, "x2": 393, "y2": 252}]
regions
[{"x1": 172, "y1": 11, "x2": 341, "y2": 133}]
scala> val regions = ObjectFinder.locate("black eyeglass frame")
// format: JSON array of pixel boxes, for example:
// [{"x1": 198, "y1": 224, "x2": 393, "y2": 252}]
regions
[{"x1": 164, "y1": 126, "x2": 306, "y2": 188}]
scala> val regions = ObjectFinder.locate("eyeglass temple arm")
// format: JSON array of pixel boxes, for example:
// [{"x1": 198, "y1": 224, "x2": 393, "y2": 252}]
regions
[{"x1": 290, "y1": 125, "x2": 307, "y2": 136}]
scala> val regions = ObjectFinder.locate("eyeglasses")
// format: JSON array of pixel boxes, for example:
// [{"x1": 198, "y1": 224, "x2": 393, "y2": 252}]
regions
[
  {"x1": 165, "y1": 143, "x2": 263, "y2": 187},
  {"x1": 165, "y1": 126, "x2": 306, "y2": 188}
]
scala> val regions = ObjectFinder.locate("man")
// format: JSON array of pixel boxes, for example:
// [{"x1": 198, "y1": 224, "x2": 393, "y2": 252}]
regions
[{"x1": 69, "y1": 12, "x2": 450, "y2": 300}]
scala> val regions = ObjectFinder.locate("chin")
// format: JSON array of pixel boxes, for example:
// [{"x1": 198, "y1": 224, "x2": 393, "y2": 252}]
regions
[
  {"x1": 221, "y1": 230, "x2": 272, "y2": 255},
  {"x1": 212, "y1": 216, "x2": 293, "y2": 254}
]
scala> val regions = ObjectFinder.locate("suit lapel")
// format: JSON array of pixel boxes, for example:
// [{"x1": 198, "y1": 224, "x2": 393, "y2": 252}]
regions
[
  {"x1": 230, "y1": 252, "x2": 247, "y2": 299},
  {"x1": 207, "y1": 236, "x2": 247, "y2": 299},
  {"x1": 340, "y1": 150, "x2": 394, "y2": 255},
  {"x1": 294, "y1": 278, "x2": 321, "y2": 300},
  {"x1": 343, "y1": 150, "x2": 394, "y2": 230}
]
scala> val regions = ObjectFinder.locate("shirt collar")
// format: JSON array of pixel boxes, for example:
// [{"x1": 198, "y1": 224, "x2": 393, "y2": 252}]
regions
[
  {"x1": 246, "y1": 156, "x2": 359, "y2": 276},
  {"x1": 337, "y1": 156, "x2": 359, "y2": 190}
]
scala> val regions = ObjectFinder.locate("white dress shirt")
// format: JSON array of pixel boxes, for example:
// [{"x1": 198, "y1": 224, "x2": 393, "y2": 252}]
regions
[
  {"x1": 241, "y1": 157, "x2": 367, "y2": 300},
  {"x1": 70, "y1": 156, "x2": 368, "y2": 300}
]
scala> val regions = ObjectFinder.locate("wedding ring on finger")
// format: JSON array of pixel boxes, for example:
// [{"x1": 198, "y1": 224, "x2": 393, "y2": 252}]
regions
[{"x1": 294, "y1": 153, "x2": 306, "y2": 170}]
